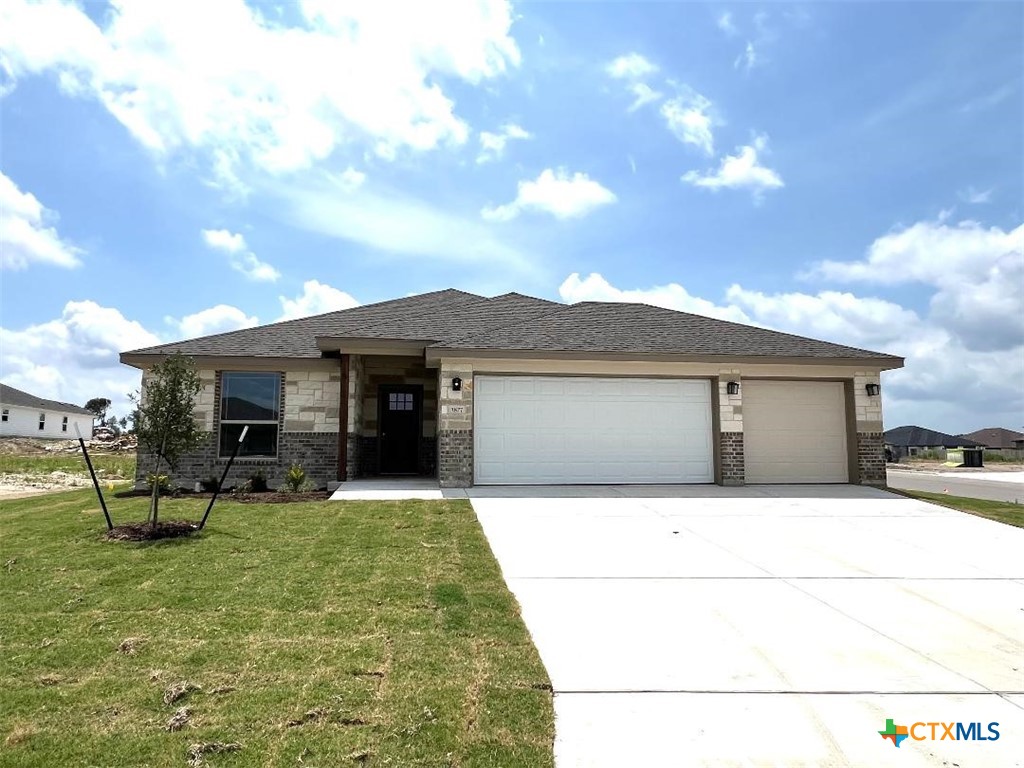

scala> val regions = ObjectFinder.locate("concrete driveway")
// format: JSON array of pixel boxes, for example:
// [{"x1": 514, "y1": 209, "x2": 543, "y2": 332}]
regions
[{"x1": 469, "y1": 485, "x2": 1024, "y2": 767}]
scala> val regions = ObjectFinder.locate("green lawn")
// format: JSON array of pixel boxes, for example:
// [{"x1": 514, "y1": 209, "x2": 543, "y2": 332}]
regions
[
  {"x1": 0, "y1": 490, "x2": 553, "y2": 766},
  {"x1": 897, "y1": 489, "x2": 1024, "y2": 529},
  {"x1": 0, "y1": 452, "x2": 136, "y2": 480}
]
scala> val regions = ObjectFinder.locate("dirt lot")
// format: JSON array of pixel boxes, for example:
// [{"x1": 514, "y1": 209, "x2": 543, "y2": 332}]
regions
[{"x1": 0, "y1": 436, "x2": 134, "y2": 500}]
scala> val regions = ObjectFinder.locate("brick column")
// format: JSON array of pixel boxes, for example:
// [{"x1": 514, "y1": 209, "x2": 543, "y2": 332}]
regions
[
  {"x1": 853, "y1": 372, "x2": 886, "y2": 487},
  {"x1": 437, "y1": 362, "x2": 473, "y2": 487},
  {"x1": 717, "y1": 372, "x2": 744, "y2": 486}
]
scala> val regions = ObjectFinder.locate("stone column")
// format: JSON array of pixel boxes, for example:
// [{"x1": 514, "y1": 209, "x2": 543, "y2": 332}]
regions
[
  {"x1": 853, "y1": 371, "x2": 886, "y2": 486},
  {"x1": 437, "y1": 361, "x2": 473, "y2": 487},
  {"x1": 345, "y1": 355, "x2": 364, "y2": 480},
  {"x1": 718, "y1": 371, "x2": 744, "y2": 486}
]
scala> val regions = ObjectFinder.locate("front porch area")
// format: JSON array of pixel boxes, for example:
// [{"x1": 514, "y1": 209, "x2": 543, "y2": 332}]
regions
[{"x1": 343, "y1": 355, "x2": 440, "y2": 481}]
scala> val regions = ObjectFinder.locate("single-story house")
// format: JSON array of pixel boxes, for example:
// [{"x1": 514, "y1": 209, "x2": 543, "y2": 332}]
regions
[
  {"x1": 120, "y1": 289, "x2": 904, "y2": 490},
  {"x1": 959, "y1": 427, "x2": 1024, "y2": 451},
  {"x1": 883, "y1": 425, "x2": 984, "y2": 460},
  {"x1": 0, "y1": 383, "x2": 94, "y2": 440}
]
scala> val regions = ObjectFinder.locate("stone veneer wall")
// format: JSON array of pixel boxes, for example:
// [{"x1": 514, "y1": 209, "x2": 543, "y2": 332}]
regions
[
  {"x1": 853, "y1": 371, "x2": 886, "y2": 487},
  {"x1": 345, "y1": 355, "x2": 365, "y2": 480},
  {"x1": 717, "y1": 371, "x2": 744, "y2": 485},
  {"x1": 136, "y1": 367, "x2": 342, "y2": 490},
  {"x1": 437, "y1": 361, "x2": 473, "y2": 487}
]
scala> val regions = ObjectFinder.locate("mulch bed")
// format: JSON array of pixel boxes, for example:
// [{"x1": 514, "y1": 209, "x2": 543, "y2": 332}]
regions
[
  {"x1": 105, "y1": 521, "x2": 198, "y2": 541},
  {"x1": 114, "y1": 489, "x2": 330, "y2": 503}
]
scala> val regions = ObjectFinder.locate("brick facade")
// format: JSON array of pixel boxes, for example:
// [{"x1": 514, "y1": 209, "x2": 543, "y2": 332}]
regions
[
  {"x1": 438, "y1": 429, "x2": 473, "y2": 487},
  {"x1": 437, "y1": 362, "x2": 473, "y2": 487},
  {"x1": 719, "y1": 432, "x2": 745, "y2": 486},
  {"x1": 856, "y1": 431, "x2": 887, "y2": 487}
]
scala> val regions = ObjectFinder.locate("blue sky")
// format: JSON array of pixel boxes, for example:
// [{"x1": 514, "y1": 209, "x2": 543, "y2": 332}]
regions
[{"x1": 1, "y1": 0, "x2": 1021, "y2": 433}]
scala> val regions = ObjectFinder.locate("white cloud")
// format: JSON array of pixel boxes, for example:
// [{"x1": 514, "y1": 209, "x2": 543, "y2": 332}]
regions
[
  {"x1": 559, "y1": 272, "x2": 750, "y2": 323},
  {"x1": 169, "y1": 304, "x2": 259, "y2": 339},
  {"x1": 808, "y1": 218, "x2": 1024, "y2": 352},
  {"x1": 477, "y1": 123, "x2": 531, "y2": 164},
  {"x1": 717, "y1": 12, "x2": 738, "y2": 36},
  {"x1": 0, "y1": 171, "x2": 82, "y2": 270},
  {"x1": 200, "y1": 228, "x2": 280, "y2": 281},
  {"x1": 605, "y1": 53, "x2": 658, "y2": 80},
  {"x1": 660, "y1": 91, "x2": 716, "y2": 155},
  {"x1": 0, "y1": 300, "x2": 162, "y2": 418},
  {"x1": 734, "y1": 41, "x2": 758, "y2": 72},
  {"x1": 280, "y1": 171, "x2": 536, "y2": 273},
  {"x1": 0, "y1": 0, "x2": 521, "y2": 187},
  {"x1": 628, "y1": 82, "x2": 663, "y2": 112},
  {"x1": 339, "y1": 167, "x2": 367, "y2": 192},
  {"x1": 958, "y1": 186, "x2": 993, "y2": 204},
  {"x1": 682, "y1": 134, "x2": 784, "y2": 198},
  {"x1": 278, "y1": 280, "x2": 360, "y2": 320},
  {"x1": 201, "y1": 228, "x2": 247, "y2": 254},
  {"x1": 482, "y1": 168, "x2": 617, "y2": 222}
]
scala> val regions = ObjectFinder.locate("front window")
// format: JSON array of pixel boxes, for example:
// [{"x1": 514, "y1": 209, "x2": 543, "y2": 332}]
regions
[
  {"x1": 62, "y1": 416, "x2": 68, "y2": 432},
  {"x1": 1, "y1": 409, "x2": 8, "y2": 422},
  {"x1": 219, "y1": 372, "x2": 280, "y2": 457},
  {"x1": 38, "y1": 413, "x2": 45, "y2": 430}
]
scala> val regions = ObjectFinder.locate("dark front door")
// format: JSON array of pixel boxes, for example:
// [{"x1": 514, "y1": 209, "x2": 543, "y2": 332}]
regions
[{"x1": 379, "y1": 385, "x2": 422, "y2": 474}]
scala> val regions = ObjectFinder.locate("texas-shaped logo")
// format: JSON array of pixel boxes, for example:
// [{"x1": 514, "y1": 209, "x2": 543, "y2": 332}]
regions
[{"x1": 879, "y1": 718, "x2": 909, "y2": 747}]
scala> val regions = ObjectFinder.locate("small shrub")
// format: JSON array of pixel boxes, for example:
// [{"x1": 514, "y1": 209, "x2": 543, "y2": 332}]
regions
[
  {"x1": 282, "y1": 464, "x2": 307, "y2": 493},
  {"x1": 145, "y1": 473, "x2": 170, "y2": 495},
  {"x1": 200, "y1": 475, "x2": 219, "y2": 493},
  {"x1": 248, "y1": 469, "x2": 268, "y2": 493}
]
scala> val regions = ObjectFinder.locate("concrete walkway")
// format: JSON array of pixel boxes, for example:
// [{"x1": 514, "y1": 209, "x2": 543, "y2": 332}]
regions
[{"x1": 469, "y1": 485, "x2": 1024, "y2": 767}]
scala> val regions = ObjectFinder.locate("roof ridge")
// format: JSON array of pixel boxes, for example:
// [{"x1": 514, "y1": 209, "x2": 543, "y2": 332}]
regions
[
  {"x1": 326, "y1": 290, "x2": 493, "y2": 340},
  {"x1": 431, "y1": 302, "x2": 570, "y2": 347}
]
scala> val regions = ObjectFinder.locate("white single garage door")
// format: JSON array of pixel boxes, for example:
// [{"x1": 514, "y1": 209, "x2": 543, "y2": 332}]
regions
[
  {"x1": 474, "y1": 376, "x2": 713, "y2": 484},
  {"x1": 744, "y1": 380, "x2": 849, "y2": 483}
]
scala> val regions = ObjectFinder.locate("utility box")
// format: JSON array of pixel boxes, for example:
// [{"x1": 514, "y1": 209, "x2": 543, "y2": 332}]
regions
[{"x1": 962, "y1": 447, "x2": 984, "y2": 468}]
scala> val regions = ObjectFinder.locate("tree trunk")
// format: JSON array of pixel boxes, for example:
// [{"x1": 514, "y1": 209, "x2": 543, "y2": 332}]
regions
[{"x1": 150, "y1": 443, "x2": 165, "y2": 529}]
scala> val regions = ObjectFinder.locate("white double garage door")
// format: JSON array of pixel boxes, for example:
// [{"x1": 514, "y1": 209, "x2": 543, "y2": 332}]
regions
[{"x1": 473, "y1": 375, "x2": 849, "y2": 485}]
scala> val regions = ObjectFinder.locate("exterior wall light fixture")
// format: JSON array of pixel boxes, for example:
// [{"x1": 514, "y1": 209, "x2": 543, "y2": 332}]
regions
[
  {"x1": 865, "y1": 383, "x2": 880, "y2": 396},
  {"x1": 726, "y1": 381, "x2": 740, "y2": 395},
  {"x1": 452, "y1": 377, "x2": 462, "y2": 392}
]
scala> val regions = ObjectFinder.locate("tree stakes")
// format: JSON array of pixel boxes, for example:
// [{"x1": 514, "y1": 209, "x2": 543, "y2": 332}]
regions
[
  {"x1": 75, "y1": 423, "x2": 113, "y2": 531},
  {"x1": 199, "y1": 425, "x2": 248, "y2": 531}
]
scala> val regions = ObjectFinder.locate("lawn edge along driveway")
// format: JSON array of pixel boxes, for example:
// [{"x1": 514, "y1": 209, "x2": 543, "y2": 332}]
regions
[{"x1": 0, "y1": 489, "x2": 554, "y2": 767}]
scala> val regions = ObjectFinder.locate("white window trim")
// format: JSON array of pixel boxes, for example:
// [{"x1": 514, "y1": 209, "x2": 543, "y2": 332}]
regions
[
  {"x1": 1, "y1": 409, "x2": 8, "y2": 422},
  {"x1": 38, "y1": 412, "x2": 46, "y2": 430},
  {"x1": 218, "y1": 371, "x2": 282, "y2": 459},
  {"x1": 62, "y1": 415, "x2": 69, "y2": 432}
]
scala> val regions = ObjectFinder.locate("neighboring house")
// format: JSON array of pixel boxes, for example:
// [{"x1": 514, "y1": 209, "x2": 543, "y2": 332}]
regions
[
  {"x1": 959, "y1": 427, "x2": 1024, "y2": 450},
  {"x1": 120, "y1": 289, "x2": 904, "y2": 490},
  {"x1": 959, "y1": 427, "x2": 1024, "y2": 458},
  {"x1": 883, "y1": 425, "x2": 984, "y2": 460},
  {"x1": 0, "y1": 384, "x2": 94, "y2": 440}
]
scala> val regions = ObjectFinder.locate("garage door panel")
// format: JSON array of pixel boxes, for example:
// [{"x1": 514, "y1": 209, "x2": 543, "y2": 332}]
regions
[
  {"x1": 744, "y1": 381, "x2": 848, "y2": 484},
  {"x1": 474, "y1": 376, "x2": 713, "y2": 485}
]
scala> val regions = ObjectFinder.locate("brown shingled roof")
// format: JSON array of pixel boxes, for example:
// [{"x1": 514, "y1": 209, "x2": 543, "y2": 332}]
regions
[
  {"x1": 121, "y1": 289, "x2": 903, "y2": 366},
  {"x1": 432, "y1": 301, "x2": 900, "y2": 361}
]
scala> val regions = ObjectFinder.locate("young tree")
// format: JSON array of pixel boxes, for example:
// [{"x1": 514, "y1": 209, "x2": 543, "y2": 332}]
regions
[
  {"x1": 130, "y1": 354, "x2": 204, "y2": 528},
  {"x1": 84, "y1": 397, "x2": 112, "y2": 423}
]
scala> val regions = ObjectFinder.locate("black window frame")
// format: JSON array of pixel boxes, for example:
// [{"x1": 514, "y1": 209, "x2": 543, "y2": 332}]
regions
[{"x1": 218, "y1": 371, "x2": 281, "y2": 459}]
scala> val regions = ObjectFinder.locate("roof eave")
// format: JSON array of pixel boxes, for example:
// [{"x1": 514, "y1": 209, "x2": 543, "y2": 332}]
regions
[{"x1": 424, "y1": 347, "x2": 904, "y2": 369}]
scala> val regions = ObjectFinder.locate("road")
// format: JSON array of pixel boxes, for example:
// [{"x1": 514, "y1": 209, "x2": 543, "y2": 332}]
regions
[{"x1": 887, "y1": 469, "x2": 1024, "y2": 503}]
